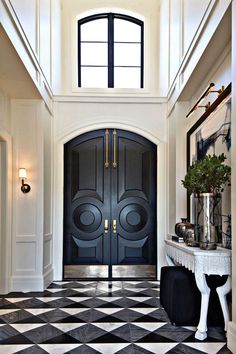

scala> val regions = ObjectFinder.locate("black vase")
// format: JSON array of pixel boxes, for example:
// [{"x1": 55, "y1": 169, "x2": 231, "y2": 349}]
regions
[{"x1": 175, "y1": 218, "x2": 194, "y2": 240}]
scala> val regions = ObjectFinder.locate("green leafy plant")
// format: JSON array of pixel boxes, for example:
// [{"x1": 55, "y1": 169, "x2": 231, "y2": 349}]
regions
[{"x1": 182, "y1": 153, "x2": 231, "y2": 195}]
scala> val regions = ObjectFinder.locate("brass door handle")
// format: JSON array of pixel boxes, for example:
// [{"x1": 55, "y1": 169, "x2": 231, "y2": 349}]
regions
[
  {"x1": 105, "y1": 129, "x2": 109, "y2": 168},
  {"x1": 113, "y1": 219, "x2": 117, "y2": 233},
  {"x1": 113, "y1": 129, "x2": 117, "y2": 168},
  {"x1": 104, "y1": 219, "x2": 109, "y2": 234},
  {"x1": 104, "y1": 219, "x2": 109, "y2": 233}
]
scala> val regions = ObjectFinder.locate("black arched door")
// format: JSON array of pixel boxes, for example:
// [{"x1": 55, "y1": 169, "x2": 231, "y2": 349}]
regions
[{"x1": 63, "y1": 129, "x2": 157, "y2": 279}]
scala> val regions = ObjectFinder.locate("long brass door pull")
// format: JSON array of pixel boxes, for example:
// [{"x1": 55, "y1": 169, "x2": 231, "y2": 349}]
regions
[
  {"x1": 104, "y1": 219, "x2": 109, "y2": 233},
  {"x1": 113, "y1": 129, "x2": 117, "y2": 168},
  {"x1": 105, "y1": 129, "x2": 109, "y2": 168},
  {"x1": 113, "y1": 219, "x2": 117, "y2": 233}
]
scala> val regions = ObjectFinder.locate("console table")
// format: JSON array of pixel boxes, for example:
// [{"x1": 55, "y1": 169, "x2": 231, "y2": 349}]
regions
[{"x1": 165, "y1": 239, "x2": 231, "y2": 340}]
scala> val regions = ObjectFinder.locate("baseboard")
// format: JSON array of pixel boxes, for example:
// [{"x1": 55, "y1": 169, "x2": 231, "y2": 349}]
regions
[
  {"x1": 43, "y1": 266, "x2": 54, "y2": 289},
  {"x1": 11, "y1": 275, "x2": 45, "y2": 292},
  {"x1": 227, "y1": 321, "x2": 236, "y2": 353}
]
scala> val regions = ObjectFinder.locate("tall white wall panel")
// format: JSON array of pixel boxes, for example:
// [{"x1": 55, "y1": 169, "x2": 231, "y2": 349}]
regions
[
  {"x1": 11, "y1": 100, "x2": 44, "y2": 291},
  {"x1": 169, "y1": 0, "x2": 181, "y2": 85},
  {"x1": 182, "y1": 0, "x2": 211, "y2": 57},
  {"x1": 39, "y1": 0, "x2": 51, "y2": 85},
  {"x1": 10, "y1": 0, "x2": 38, "y2": 54}
]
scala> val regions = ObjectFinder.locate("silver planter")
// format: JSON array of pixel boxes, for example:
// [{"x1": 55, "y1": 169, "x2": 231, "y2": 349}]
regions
[{"x1": 193, "y1": 193, "x2": 222, "y2": 250}]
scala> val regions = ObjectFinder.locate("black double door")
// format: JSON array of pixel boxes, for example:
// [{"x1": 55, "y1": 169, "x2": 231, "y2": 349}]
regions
[{"x1": 64, "y1": 129, "x2": 157, "y2": 279}]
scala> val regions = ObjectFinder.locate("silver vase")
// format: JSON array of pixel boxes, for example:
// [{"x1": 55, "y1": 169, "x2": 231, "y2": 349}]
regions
[{"x1": 194, "y1": 193, "x2": 222, "y2": 250}]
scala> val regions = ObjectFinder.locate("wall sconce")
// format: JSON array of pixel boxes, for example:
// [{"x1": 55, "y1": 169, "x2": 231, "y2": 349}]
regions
[
  {"x1": 186, "y1": 83, "x2": 225, "y2": 118},
  {"x1": 19, "y1": 168, "x2": 31, "y2": 193}
]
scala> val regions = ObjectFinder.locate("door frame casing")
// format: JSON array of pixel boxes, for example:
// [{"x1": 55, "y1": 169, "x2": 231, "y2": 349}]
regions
[
  {"x1": 53, "y1": 122, "x2": 167, "y2": 281},
  {"x1": 0, "y1": 129, "x2": 12, "y2": 294}
]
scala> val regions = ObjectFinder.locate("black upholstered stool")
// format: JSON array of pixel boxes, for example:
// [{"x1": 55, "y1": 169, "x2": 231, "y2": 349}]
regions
[
  {"x1": 160, "y1": 266, "x2": 201, "y2": 326},
  {"x1": 160, "y1": 266, "x2": 227, "y2": 326}
]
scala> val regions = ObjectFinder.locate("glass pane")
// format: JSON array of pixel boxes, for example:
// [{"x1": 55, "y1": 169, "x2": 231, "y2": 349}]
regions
[
  {"x1": 114, "y1": 18, "x2": 141, "y2": 42},
  {"x1": 114, "y1": 67, "x2": 141, "y2": 88},
  {"x1": 81, "y1": 67, "x2": 108, "y2": 88},
  {"x1": 81, "y1": 43, "x2": 107, "y2": 66},
  {"x1": 80, "y1": 19, "x2": 108, "y2": 42},
  {"x1": 114, "y1": 43, "x2": 141, "y2": 66}
]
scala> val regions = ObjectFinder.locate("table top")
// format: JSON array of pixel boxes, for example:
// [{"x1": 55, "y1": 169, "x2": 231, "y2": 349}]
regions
[{"x1": 165, "y1": 239, "x2": 231, "y2": 275}]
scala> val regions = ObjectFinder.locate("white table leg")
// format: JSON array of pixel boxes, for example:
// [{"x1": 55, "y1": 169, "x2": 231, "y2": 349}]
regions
[
  {"x1": 216, "y1": 275, "x2": 231, "y2": 331},
  {"x1": 165, "y1": 254, "x2": 176, "y2": 266},
  {"x1": 194, "y1": 273, "x2": 210, "y2": 340}
]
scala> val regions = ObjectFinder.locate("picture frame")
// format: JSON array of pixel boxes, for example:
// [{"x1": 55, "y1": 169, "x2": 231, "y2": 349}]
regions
[{"x1": 186, "y1": 83, "x2": 231, "y2": 244}]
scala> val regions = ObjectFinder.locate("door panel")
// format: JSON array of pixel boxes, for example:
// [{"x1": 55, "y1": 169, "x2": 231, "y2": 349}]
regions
[
  {"x1": 111, "y1": 131, "x2": 156, "y2": 269},
  {"x1": 64, "y1": 129, "x2": 156, "y2": 279},
  {"x1": 64, "y1": 131, "x2": 110, "y2": 275}
]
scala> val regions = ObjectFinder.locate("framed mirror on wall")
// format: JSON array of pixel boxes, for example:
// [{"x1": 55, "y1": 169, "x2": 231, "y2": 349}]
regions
[{"x1": 186, "y1": 83, "x2": 231, "y2": 247}]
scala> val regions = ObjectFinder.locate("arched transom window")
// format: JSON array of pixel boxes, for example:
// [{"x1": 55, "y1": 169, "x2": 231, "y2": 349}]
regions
[{"x1": 78, "y1": 13, "x2": 144, "y2": 88}]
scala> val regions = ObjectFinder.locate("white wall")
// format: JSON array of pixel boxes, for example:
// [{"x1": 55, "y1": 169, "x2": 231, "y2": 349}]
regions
[
  {"x1": 0, "y1": 0, "x2": 62, "y2": 111},
  {"x1": 10, "y1": 99, "x2": 53, "y2": 291},
  {"x1": 160, "y1": 0, "x2": 231, "y2": 101},
  {"x1": 59, "y1": 0, "x2": 160, "y2": 96},
  {"x1": 167, "y1": 47, "x2": 231, "y2": 235}
]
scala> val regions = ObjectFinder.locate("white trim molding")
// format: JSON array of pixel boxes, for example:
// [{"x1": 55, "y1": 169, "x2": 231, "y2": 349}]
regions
[
  {"x1": 227, "y1": 321, "x2": 236, "y2": 353},
  {"x1": 0, "y1": 128, "x2": 12, "y2": 295}
]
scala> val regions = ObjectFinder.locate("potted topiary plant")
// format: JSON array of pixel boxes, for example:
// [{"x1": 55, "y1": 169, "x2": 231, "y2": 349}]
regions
[{"x1": 182, "y1": 153, "x2": 231, "y2": 250}]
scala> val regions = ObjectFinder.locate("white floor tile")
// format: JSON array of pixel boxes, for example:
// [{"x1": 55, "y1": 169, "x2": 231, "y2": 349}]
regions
[
  {"x1": 0, "y1": 309, "x2": 21, "y2": 316},
  {"x1": 0, "y1": 345, "x2": 34, "y2": 354},
  {"x1": 39, "y1": 344, "x2": 81, "y2": 354},
  {"x1": 10, "y1": 323, "x2": 46, "y2": 333},
  {"x1": 36, "y1": 297, "x2": 62, "y2": 302},
  {"x1": 127, "y1": 297, "x2": 152, "y2": 302},
  {"x1": 88, "y1": 343, "x2": 129, "y2": 354},
  {"x1": 97, "y1": 297, "x2": 122, "y2": 302},
  {"x1": 184, "y1": 342, "x2": 226, "y2": 354},
  {"x1": 135, "y1": 343, "x2": 178, "y2": 354},
  {"x1": 66, "y1": 297, "x2": 91, "y2": 302},
  {"x1": 60, "y1": 308, "x2": 89, "y2": 315},
  {"x1": 95, "y1": 308, "x2": 123, "y2": 315},
  {"x1": 129, "y1": 307, "x2": 157, "y2": 315},
  {"x1": 5, "y1": 298, "x2": 32, "y2": 303},
  {"x1": 51, "y1": 323, "x2": 86, "y2": 332},
  {"x1": 133, "y1": 322, "x2": 167, "y2": 331},
  {"x1": 26, "y1": 308, "x2": 55, "y2": 316},
  {"x1": 92, "y1": 322, "x2": 126, "y2": 332}
]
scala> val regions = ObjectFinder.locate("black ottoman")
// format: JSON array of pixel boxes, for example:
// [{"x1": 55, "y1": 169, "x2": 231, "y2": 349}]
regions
[
  {"x1": 160, "y1": 266, "x2": 228, "y2": 327},
  {"x1": 160, "y1": 266, "x2": 201, "y2": 326}
]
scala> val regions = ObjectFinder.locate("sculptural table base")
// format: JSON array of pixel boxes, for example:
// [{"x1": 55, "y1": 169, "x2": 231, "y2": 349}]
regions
[{"x1": 165, "y1": 240, "x2": 231, "y2": 341}]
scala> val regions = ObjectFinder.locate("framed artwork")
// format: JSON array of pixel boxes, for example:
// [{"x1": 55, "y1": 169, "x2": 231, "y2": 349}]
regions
[{"x1": 186, "y1": 83, "x2": 231, "y2": 245}]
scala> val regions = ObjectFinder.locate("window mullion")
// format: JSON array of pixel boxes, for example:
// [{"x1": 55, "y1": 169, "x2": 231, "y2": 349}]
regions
[
  {"x1": 108, "y1": 13, "x2": 114, "y2": 88},
  {"x1": 78, "y1": 23, "x2": 81, "y2": 87}
]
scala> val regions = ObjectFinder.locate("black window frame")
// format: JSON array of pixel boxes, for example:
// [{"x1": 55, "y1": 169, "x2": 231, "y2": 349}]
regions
[{"x1": 78, "y1": 13, "x2": 144, "y2": 88}]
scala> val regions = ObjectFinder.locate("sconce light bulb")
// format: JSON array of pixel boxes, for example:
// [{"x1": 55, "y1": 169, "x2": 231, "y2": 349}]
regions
[{"x1": 19, "y1": 168, "x2": 27, "y2": 179}]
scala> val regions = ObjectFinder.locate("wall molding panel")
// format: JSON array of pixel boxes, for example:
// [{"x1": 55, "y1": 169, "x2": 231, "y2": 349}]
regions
[
  {"x1": 165, "y1": 0, "x2": 231, "y2": 112},
  {"x1": 0, "y1": 128, "x2": 12, "y2": 294},
  {"x1": 0, "y1": 0, "x2": 53, "y2": 112}
]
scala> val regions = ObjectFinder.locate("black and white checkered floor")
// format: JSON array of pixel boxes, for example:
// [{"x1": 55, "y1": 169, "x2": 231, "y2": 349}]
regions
[{"x1": 0, "y1": 281, "x2": 232, "y2": 353}]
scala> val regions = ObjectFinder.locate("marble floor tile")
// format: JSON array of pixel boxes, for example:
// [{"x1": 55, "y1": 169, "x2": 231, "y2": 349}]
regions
[{"x1": 0, "y1": 280, "x2": 231, "y2": 354}]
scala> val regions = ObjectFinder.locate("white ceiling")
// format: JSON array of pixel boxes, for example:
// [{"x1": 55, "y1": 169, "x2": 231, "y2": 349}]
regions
[{"x1": 0, "y1": 25, "x2": 40, "y2": 99}]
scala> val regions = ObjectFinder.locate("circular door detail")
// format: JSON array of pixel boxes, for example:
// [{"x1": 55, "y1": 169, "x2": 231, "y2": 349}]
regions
[
  {"x1": 73, "y1": 204, "x2": 102, "y2": 233},
  {"x1": 119, "y1": 204, "x2": 148, "y2": 233}
]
